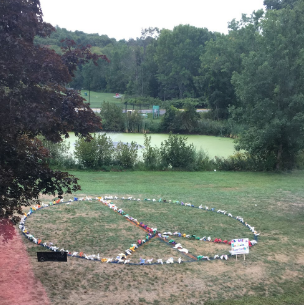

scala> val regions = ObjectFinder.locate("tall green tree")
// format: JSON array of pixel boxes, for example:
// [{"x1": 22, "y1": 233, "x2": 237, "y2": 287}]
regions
[
  {"x1": 196, "y1": 10, "x2": 264, "y2": 120},
  {"x1": 100, "y1": 102, "x2": 124, "y2": 132},
  {"x1": 231, "y1": 1, "x2": 304, "y2": 170},
  {"x1": 105, "y1": 43, "x2": 133, "y2": 93},
  {"x1": 155, "y1": 25, "x2": 212, "y2": 100}
]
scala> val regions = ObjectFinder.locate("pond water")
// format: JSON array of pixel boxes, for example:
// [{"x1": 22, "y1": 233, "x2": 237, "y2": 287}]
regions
[{"x1": 65, "y1": 132, "x2": 236, "y2": 159}]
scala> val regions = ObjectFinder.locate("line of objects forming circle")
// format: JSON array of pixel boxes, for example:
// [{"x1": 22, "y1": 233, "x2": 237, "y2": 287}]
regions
[{"x1": 19, "y1": 196, "x2": 260, "y2": 265}]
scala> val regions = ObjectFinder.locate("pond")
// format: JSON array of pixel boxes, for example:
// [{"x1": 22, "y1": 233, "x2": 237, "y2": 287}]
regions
[{"x1": 65, "y1": 132, "x2": 237, "y2": 159}]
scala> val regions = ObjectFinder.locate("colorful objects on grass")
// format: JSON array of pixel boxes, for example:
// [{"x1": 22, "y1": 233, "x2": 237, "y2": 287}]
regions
[{"x1": 19, "y1": 195, "x2": 260, "y2": 265}]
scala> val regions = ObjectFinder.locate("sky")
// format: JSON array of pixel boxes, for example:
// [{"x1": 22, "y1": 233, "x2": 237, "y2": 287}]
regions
[{"x1": 39, "y1": 0, "x2": 265, "y2": 41}]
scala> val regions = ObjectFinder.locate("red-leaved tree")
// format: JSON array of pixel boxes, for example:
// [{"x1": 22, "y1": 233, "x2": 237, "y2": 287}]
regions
[{"x1": 0, "y1": 0, "x2": 109, "y2": 222}]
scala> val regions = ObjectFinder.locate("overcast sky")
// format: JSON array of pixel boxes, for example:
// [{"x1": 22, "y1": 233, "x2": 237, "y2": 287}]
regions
[{"x1": 40, "y1": 0, "x2": 265, "y2": 40}]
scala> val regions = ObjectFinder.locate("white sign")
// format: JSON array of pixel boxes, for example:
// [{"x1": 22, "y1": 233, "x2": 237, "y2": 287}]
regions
[{"x1": 230, "y1": 238, "x2": 249, "y2": 255}]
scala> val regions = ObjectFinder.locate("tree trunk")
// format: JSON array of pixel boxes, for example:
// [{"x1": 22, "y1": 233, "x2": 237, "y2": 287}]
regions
[{"x1": 276, "y1": 143, "x2": 283, "y2": 170}]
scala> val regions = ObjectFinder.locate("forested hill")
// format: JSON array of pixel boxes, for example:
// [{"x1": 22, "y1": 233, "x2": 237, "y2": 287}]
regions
[
  {"x1": 34, "y1": 0, "x2": 304, "y2": 171},
  {"x1": 34, "y1": 0, "x2": 303, "y2": 119},
  {"x1": 34, "y1": 26, "x2": 117, "y2": 54},
  {"x1": 34, "y1": 25, "x2": 215, "y2": 107}
]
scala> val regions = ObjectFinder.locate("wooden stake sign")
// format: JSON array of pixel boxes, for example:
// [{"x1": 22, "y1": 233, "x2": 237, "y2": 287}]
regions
[{"x1": 230, "y1": 238, "x2": 249, "y2": 260}]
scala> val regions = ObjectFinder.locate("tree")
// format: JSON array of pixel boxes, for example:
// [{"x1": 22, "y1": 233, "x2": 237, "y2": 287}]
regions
[
  {"x1": 160, "y1": 105, "x2": 181, "y2": 132},
  {"x1": 105, "y1": 43, "x2": 132, "y2": 93},
  {"x1": 195, "y1": 10, "x2": 264, "y2": 120},
  {"x1": 179, "y1": 100, "x2": 200, "y2": 133},
  {"x1": 263, "y1": 0, "x2": 299, "y2": 10},
  {"x1": 125, "y1": 111, "x2": 143, "y2": 133},
  {"x1": 100, "y1": 102, "x2": 124, "y2": 132},
  {"x1": 155, "y1": 25, "x2": 212, "y2": 100},
  {"x1": 231, "y1": 1, "x2": 304, "y2": 170},
  {"x1": 0, "y1": 0, "x2": 109, "y2": 222}
]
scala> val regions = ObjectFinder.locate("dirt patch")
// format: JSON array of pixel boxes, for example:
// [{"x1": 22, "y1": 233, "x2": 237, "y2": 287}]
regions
[
  {"x1": 283, "y1": 269, "x2": 303, "y2": 279},
  {"x1": 0, "y1": 218, "x2": 50, "y2": 305},
  {"x1": 267, "y1": 251, "x2": 304, "y2": 266}
]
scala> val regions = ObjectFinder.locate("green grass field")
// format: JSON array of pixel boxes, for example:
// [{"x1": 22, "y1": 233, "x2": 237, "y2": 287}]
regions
[
  {"x1": 80, "y1": 90, "x2": 154, "y2": 110},
  {"x1": 80, "y1": 90, "x2": 123, "y2": 108},
  {"x1": 23, "y1": 170, "x2": 304, "y2": 305}
]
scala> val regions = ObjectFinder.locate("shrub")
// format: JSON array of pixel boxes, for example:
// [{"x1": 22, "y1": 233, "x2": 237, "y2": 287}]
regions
[
  {"x1": 74, "y1": 133, "x2": 114, "y2": 169},
  {"x1": 193, "y1": 149, "x2": 215, "y2": 171},
  {"x1": 142, "y1": 134, "x2": 161, "y2": 170},
  {"x1": 39, "y1": 137, "x2": 76, "y2": 169},
  {"x1": 214, "y1": 152, "x2": 277, "y2": 171},
  {"x1": 125, "y1": 111, "x2": 143, "y2": 133},
  {"x1": 113, "y1": 141, "x2": 138, "y2": 169},
  {"x1": 196, "y1": 119, "x2": 231, "y2": 136},
  {"x1": 143, "y1": 119, "x2": 162, "y2": 133},
  {"x1": 100, "y1": 102, "x2": 124, "y2": 132},
  {"x1": 159, "y1": 133, "x2": 196, "y2": 170}
]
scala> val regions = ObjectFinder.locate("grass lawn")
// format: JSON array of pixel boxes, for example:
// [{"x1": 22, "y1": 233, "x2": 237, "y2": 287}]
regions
[
  {"x1": 22, "y1": 170, "x2": 304, "y2": 305},
  {"x1": 80, "y1": 90, "x2": 153, "y2": 110},
  {"x1": 80, "y1": 90, "x2": 123, "y2": 108}
]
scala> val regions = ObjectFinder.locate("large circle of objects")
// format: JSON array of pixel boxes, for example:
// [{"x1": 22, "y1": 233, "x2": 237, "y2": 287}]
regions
[{"x1": 19, "y1": 196, "x2": 260, "y2": 265}]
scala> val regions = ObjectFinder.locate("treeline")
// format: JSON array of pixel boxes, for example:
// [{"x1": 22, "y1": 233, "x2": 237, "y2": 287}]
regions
[
  {"x1": 36, "y1": 0, "x2": 304, "y2": 170},
  {"x1": 35, "y1": 25, "x2": 214, "y2": 110},
  {"x1": 100, "y1": 102, "x2": 236, "y2": 137},
  {"x1": 35, "y1": 1, "x2": 303, "y2": 122}
]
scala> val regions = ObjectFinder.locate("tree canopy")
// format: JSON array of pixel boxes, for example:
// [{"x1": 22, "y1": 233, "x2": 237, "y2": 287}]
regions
[
  {"x1": 231, "y1": 0, "x2": 303, "y2": 170},
  {"x1": 0, "y1": 0, "x2": 109, "y2": 221}
]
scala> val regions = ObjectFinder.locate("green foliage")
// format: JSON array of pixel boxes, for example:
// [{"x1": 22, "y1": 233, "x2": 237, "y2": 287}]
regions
[
  {"x1": 125, "y1": 111, "x2": 143, "y2": 133},
  {"x1": 124, "y1": 96, "x2": 162, "y2": 109},
  {"x1": 160, "y1": 100, "x2": 201, "y2": 133},
  {"x1": 74, "y1": 134, "x2": 139, "y2": 170},
  {"x1": 155, "y1": 25, "x2": 213, "y2": 99},
  {"x1": 113, "y1": 141, "x2": 138, "y2": 169},
  {"x1": 159, "y1": 133, "x2": 196, "y2": 169},
  {"x1": 193, "y1": 149, "x2": 215, "y2": 171},
  {"x1": 179, "y1": 100, "x2": 200, "y2": 133},
  {"x1": 214, "y1": 152, "x2": 272, "y2": 171},
  {"x1": 142, "y1": 134, "x2": 161, "y2": 170},
  {"x1": 196, "y1": 119, "x2": 232, "y2": 137},
  {"x1": 0, "y1": 1, "x2": 108, "y2": 220},
  {"x1": 143, "y1": 118, "x2": 162, "y2": 133},
  {"x1": 100, "y1": 102, "x2": 124, "y2": 132},
  {"x1": 264, "y1": 0, "x2": 300, "y2": 10},
  {"x1": 195, "y1": 10, "x2": 264, "y2": 119},
  {"x1": 159, "y1": 100, "x2": 231, "y2": 136},
  {"x1": 33, "y1": 2, "x2": 304, "y2": 172},
  {"x1": 160, "y1": 105, "x2": 181, "y2": 132},
  {"x1": 81, "y1": 59, "x2": 107, "y2": 91},
  {"x1": 74, "y1": 133, "x2": 114, "y2": 169},
  {"x1": 35, "y1": 25, "x2": 214, "y2": 100},
  {"x1": 39, "y1": 137, "x2": 76, "y2": 169},
  {"x1": 231, "y1": 1, "x2": 304, "y2": 170},
  {"x1": 160, "y1": 97, "x2": 206, "y2": 109}
]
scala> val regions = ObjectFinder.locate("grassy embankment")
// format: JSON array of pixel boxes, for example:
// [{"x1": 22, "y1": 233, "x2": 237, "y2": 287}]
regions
[{"x1": 23, "y1": 170, "x2": 304, "y2": 305}]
